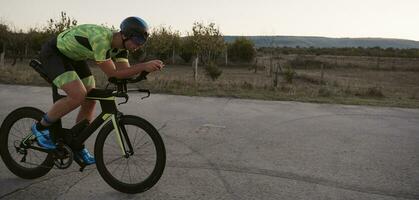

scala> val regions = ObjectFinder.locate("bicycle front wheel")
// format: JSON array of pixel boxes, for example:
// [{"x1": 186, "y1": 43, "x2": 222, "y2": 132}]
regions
[{"x1": 95, "y1": 115, "x2": 166, "y2": 194}]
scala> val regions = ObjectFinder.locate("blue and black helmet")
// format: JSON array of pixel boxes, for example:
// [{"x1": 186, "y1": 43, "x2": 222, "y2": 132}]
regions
[{"x1": 120, "y1": 16, "x2": 149, "y2": 45}]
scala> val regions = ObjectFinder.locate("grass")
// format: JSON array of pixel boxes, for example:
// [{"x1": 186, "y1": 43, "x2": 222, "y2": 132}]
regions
[{"x1": 1, "y1": 58, "x2": 418, "y2": 108}]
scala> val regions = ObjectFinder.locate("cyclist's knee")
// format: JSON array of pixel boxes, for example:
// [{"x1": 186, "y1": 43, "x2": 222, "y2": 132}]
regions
[
  {"x1": 68, "y1": 90, "x2": 86, "y2": 105},
  {"x1": 61, "y1": 80, "x2": 88, "y2": 105},
  {"x1": 83, "y1": 99, "x2": 96, "y2": 108}
]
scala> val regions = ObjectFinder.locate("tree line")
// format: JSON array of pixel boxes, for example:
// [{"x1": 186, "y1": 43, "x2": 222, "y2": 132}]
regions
[
  {"x1": 2, "y1": 11, "x2": 418, "y2": 68},
  {"x1": 258, "y1": 46, "x2": 419, "y2": 58},
  {"x1": 0, "y1": 12, "x2": 256, "y2": 66}
]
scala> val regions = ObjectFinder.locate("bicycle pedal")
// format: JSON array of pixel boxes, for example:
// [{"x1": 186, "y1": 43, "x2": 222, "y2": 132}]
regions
[{"x1": 73, "y1": 155, "x2": 87, "y2": 172}]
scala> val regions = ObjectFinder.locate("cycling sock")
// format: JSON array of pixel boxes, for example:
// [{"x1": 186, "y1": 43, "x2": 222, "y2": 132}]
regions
[
  {"x1": 36, "y1": 122, "x2": 48, "y2": 131},
  {"x1": 37, "y1": 113, "x2": 56, "y2": 130}
]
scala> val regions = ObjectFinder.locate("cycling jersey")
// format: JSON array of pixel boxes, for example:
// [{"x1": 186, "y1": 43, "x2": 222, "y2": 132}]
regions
[{"x1": 57, "y1": 24, "x2": 128, "y2": 62}]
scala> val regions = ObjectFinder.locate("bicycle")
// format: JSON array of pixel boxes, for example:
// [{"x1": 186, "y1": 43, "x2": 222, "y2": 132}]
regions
[{"x1": 0, "y1": 59, "x2": 166, "y2": 194}]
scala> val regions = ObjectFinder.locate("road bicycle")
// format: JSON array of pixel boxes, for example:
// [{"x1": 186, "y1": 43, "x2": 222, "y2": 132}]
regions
[{"x1": 0, "y1": 60, "x2": 166, "y2": 194}]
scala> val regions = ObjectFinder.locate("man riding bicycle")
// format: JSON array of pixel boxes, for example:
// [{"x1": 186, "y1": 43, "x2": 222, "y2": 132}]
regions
[{"x1": 32, "y1": 16, "x2": 164, "y2": 165}]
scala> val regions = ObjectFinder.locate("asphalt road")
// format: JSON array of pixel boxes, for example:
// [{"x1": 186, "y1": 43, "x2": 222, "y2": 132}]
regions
[{"x1": 0, "y1": 84, "x2": 418, "y2": 200}]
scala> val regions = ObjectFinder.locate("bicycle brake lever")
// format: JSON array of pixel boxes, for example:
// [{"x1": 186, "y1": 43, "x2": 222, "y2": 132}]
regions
[
  {"x1": 138, "y1": 89, "x2": 150, "y2": 99},
  {"x1": 117, "y1": 93, "x2": 129, "y2": 105}
]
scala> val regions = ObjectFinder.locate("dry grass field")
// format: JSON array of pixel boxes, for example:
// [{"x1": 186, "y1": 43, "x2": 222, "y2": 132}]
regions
[{"x1": 0, "y1": 56, "x2": 418, "y2": 108}]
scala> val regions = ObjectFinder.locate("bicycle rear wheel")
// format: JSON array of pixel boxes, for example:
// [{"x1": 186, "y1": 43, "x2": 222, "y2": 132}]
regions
[
  {"x1": 0, "y1": 107, "x2": 54, "y2": 179},
  {"x1": 95, "y1": 115, "x2": 166, "y2": 194}
]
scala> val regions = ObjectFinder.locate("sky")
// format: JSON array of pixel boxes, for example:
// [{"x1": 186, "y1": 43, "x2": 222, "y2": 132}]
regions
[{"x1": 1, "y1": 0, "x2": 419, "y2": 41}]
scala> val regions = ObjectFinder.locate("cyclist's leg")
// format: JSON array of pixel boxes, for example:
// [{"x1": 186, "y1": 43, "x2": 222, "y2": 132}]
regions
[
  {"x1": 36, "y1": 37, "x2": 86, "y2": 148},
  {"x1": 69, "y1": 60, "x2": 96, "y2": 164},
  {"x1": 41, "y1": 50, "x2": 87, "y2": 120},
  {"x1": 46, "y1": 79, "x2": 87, "y2": 120},
  {"x1": 73, "y1": 60, "x2": 96, "y2": 123},
  {"x1": 77, "y1": 84, "x2": 96, "y2": 123},
  {"x1": 47, "y1": 79, "x2": 96, "y2": 164}
]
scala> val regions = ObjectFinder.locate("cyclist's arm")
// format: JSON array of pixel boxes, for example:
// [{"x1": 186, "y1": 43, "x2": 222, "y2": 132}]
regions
[
  {"x1": 114, "y1": 62, "x2": 135, "y2": 78},
  {"x1": 97, "y1": 60, "x2": 163, "y2": 79},
  {"x1": 115, "y1": 61, "x2": 131, "y2": 71}
]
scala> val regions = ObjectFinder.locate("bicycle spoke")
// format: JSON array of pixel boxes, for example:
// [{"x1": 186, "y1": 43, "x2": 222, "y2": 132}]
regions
[
  {"x1": 132, "y1": 128, "x2": 139, "y2": 147},
  {"x1": 130, "y1": 158, "x2": 143, "y2": 180},
  {"x1": 107, "y1": 143, "x2": 120, "y2": 151},
  {"x1": 134, "y1": 131, "x2": 146, "y2": 147},
  {"x1": 110, "y1": 157, "x2": 125, "y2": 176},
  {"x1": 127, "y1": 159, "x2": 133, "y2": 184},
  {"x1": 100, "y1": 121, "x2": 163, "y2": 189},
  {"x1": 137, "y1": 141, "x2": 152, "y2": 150},
  {"x1": 9, "y1": 132, "x2": 21, "y2": 140},
  {"x1": 105, "y1": 138, "x2": 121, "y2": 152},
  {"x1": 133, "y1": 156, "x2": 149, "y2": 174},
  {"x1": 120, "y1": 160, "x2": 129, "y2": 181},
  {"x1": 31, "y1": 150, "x2": 43, "y2": 162},
  {"x1": 12, "y1": 125, "x2": 26, "y2": 136},
  {"x1": 131, "y1": 157, "x2": 150, "y2": 175}
]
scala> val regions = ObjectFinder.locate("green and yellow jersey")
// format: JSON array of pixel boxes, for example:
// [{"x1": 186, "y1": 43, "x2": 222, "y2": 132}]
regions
[{"x1": 57, "y1": 24, "x2": 128, "y2": 63}]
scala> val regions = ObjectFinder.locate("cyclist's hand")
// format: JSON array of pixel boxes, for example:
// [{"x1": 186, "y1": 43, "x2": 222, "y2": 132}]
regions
[{"x1": 144, "y1": 60, "x2": 164, "y2": 72}]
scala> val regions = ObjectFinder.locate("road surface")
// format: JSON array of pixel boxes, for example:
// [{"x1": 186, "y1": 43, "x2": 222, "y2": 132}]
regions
[{"x1": 0, "y1": 84, "x2": 418, "y2": 200}]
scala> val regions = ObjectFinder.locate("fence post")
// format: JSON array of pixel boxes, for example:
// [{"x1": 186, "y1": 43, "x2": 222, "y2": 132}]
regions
[
  {"x1": 334, "y1": 55, "x2": 338, "y2": 67},
  {"x1": 0, "y1": 43, "x2": 5, "y2": 68},
  {"x1": 172, "y1": 48, "x2": 175, "y2": 64},
  {"x1": 320, "y1": 63, "x2": 324, "y2": 84},
  {"x1": 225, "y1": 47, "x2": 228, "y2": 66},
  {"x1": 254, "y1": 58, "x2": 258, "y2": 74},
  {"x1": 193, "y1": 57, "x2": 199, "y2": 82},
  {"x1": 269, "y1": 56, "x2": 273, "y2": 77},
  {"x1": 273, "y1": 63, "x2": 280, "y2": 87}
]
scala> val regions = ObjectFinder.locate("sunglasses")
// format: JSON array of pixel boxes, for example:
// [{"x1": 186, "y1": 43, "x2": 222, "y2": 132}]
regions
[{"x1": 130, "y1": 33, "x2": 148, "y2": 46}]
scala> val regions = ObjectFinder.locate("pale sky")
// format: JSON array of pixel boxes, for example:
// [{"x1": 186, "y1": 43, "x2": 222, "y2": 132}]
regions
[{"x1": 1, "y1": 0, "x2": 419, "y2": 41}]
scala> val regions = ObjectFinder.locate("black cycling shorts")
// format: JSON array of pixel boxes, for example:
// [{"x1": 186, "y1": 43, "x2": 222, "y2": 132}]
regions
[{"x1": 39, "y1": 37, "x2": 95, "y2": 88}]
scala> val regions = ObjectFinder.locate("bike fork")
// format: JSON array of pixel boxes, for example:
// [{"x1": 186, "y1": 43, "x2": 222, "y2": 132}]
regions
[{"x1": 109, "y1": 113, "x2": 134, "y2": 158}]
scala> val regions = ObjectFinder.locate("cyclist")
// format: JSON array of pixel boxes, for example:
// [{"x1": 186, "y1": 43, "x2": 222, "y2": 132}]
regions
[{"x1": 31, "y1": 16, "x2": 164, "y2": 165}]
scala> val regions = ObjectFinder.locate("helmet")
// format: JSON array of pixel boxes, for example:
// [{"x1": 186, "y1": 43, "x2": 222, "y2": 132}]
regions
[{"x1": 120, "y1": 16, "x2": 149, "y2": 45}]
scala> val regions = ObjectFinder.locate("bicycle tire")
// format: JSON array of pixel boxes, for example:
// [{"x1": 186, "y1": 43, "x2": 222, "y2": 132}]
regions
[
  {"x1": 0, "y1": 107, "x2": 54, "y2": 179},
  {"x1": 95, "y1": 115, "x2": 166, "y2": 194}
]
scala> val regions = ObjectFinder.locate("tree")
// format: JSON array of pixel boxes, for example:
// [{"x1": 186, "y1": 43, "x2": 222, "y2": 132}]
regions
[
  {"x1": 0, "y1": 23, "x2": 9, "y2": 66},
  {"x1": 46, "y1": 11, "x2": 78, "y2": 36},
  {"x1": 145, "y1": 26, "x2": 181, "y2": 63},
  {"x1": 189, "y1": 22, "x2": 225, "y2": 65},
  {"x1": 26, "y1": 27, "x2": 51, "y2": 54},
  {"x1": 179, "y1": 36, "x2": 194, "y2": 63},
  {"x1": 7, "y1": 30, "x2": 27, "y2": 65},
  {"x1": 228, "y1": 37, "x2": 256, "y2": 62}
]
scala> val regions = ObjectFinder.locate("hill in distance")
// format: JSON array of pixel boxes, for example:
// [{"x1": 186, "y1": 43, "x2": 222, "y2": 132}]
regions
[{"x1": 224, "y1": 36, "x2": 419, "y2": 49}]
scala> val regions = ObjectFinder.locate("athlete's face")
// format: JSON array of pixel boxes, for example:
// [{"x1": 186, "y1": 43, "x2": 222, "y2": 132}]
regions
[{"x1": 124, "y1": 39, "x2": 142, "y2": 52}]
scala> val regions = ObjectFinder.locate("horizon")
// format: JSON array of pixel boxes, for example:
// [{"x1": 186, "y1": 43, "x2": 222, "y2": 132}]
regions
[
  {"x1": 224, "y1": 35, "x2": 419, "y2": 42},
  {"x1": 1, "y1": 0, "x2": 419, "y2": 41}
]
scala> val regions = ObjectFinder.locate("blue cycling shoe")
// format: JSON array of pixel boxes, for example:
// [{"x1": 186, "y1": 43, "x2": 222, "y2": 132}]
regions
[
  {"x1": 31, "y1": 124, "x2": 56, "y2": 149},
  {"x1": 77, "y1": 148, "x2": 95, "y2": 165}
]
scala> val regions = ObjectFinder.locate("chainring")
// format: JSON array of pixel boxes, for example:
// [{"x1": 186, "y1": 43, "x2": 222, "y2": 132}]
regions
[{"x1": 53, "y1": 143, "x2": 73, "y2": 169}]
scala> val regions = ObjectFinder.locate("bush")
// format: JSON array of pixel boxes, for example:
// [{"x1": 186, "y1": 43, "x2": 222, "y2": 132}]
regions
[
  {"x1": 228, "y1": 37, "x2": 256, "y2": 62},
  {"x1": 365, "y1": 86, "x2": 384, "y2": 98},
  {"x1": 289, "y1": 56, "x2": 324, "y2": 69},
  {"x1": 204, "y1": 62, "x2": 222, "y2": 81},
  {"x1": 318, "y1": 86, "x2": 333, "y2": 97},
  {"x1": 241, "y1": 81, "x2": 253, "y2": 89},
  {"x1": 283, "y1": 65, "x2": 296, "y2": 83}
]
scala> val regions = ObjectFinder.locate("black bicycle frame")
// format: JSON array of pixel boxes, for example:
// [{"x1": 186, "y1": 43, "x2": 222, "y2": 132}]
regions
[
  {"x1": 28, "y1": 59, "x2": 134, "y2": 159},
  {"x1": 50, "y1": 85, "x2": 133, "y2": 157}
]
